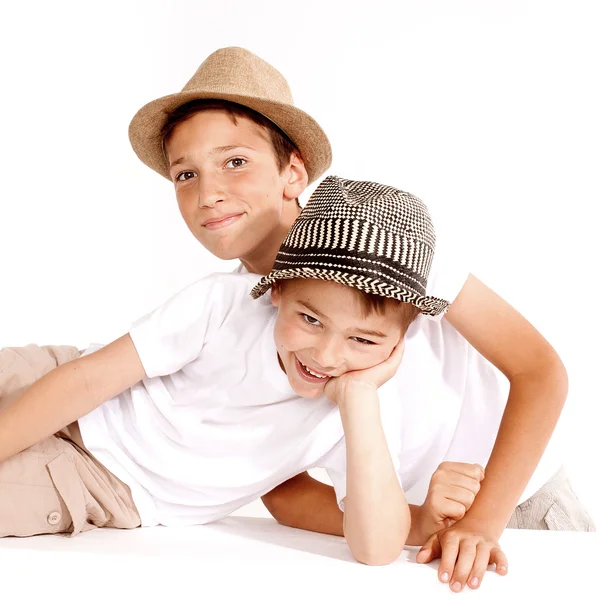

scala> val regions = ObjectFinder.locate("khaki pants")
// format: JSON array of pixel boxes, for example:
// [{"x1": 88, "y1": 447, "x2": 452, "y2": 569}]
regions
[
  {"x1": 506, "y1": 466, "x2": 596, "y2": 531},
  {"x1": 0, "y1": 344, "x2": 141, "y2": 537}
]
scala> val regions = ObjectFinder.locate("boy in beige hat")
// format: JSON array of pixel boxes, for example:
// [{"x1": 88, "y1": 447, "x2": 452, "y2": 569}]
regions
[{"x1": 0, "y1": 47, "x2": 593, "y2": 591}]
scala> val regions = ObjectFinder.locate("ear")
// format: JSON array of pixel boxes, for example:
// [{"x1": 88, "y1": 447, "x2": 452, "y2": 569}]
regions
[
  {"x1": 283, "y1": 152, "x2": 309, "y2": 202},
  {"x1": 270, "y1": 282, "x2": 281, "y2": 308}
]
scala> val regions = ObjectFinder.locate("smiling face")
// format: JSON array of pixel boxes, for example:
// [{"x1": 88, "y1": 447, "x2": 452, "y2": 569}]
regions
[
  {"x1": 271, "y1": 279, "x2": 411, "y2": 399},
  {"x1": 164, "y1": 109, "x2": 307, "y2": 274}
]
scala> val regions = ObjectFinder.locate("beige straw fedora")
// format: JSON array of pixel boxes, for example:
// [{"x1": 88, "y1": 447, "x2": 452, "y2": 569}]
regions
[{"x1": 128, "y1": 47, "x2": 331, "y2": 184}]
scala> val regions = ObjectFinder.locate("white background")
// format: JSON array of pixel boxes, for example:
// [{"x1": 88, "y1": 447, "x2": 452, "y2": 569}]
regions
[{"x1": 0, "y1": 1, "x2": 598, "y2": 524}]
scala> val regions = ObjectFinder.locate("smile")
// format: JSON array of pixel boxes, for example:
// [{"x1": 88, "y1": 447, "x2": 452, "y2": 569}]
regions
[
  {"x1": 295, "y1": 356, "x2": 332, "y2": 383},
  {"x1": 202, "y1": 213, "x2": 244, "y2": 230}
]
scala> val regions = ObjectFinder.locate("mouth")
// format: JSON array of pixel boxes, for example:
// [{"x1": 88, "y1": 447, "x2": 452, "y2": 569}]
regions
[
  {"x1": 294, "y1": 356, "x2": 332, "y2": 384},
  {"x1": 202, "y1": 213, "x2": 244, "y2": 230}
]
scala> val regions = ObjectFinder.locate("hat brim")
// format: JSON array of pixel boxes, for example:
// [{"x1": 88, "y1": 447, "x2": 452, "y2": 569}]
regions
[
  {"x1": 128, "y1": 91, "x2": 331, "y2": 185},
  {"x1": 250, "y1": 268, "x2": 450, "y2": 317}
]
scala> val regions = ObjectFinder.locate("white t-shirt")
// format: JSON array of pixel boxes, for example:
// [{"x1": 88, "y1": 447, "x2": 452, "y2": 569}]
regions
[
  {"x1": 78, "y1": 273, "x2": 344, "y2": 527},
  {"x1": 318, "y1": 223, "x2": 561, "y2": 509}
]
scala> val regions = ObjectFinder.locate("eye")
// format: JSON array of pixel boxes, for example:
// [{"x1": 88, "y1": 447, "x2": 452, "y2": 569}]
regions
[
  {"x1": 175, "y1": 171, "x2": 197, "y2": 182},
  {"x1": 351, "y1": 337, "x2": 375, "y2": 345},
  {"x1": 225, "y1": 157, "x2": 247, "y2": 169},
  {"x1": 301, "y1": 313, "x2": 321, "y2": 326}
]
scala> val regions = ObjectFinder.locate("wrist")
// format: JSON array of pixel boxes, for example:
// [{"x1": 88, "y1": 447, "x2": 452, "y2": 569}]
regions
[
  {"x1": 334, "y1": 378, "x2": 378, "y2": 399},
  {"x1": 337, "y1": 388, "x2": 380, "y2": 420},
  {"x1": 458, "y1": 510, "x2": 505, "y2": 539},
  {"x1": 406, "y1": 504, "x2": 427, "y2": 546}
]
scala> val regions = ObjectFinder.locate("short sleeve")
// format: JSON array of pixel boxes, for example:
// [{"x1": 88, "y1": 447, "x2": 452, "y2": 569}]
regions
[{"x1": 129, "y1": 273, "x2": 258, "y2": 378}]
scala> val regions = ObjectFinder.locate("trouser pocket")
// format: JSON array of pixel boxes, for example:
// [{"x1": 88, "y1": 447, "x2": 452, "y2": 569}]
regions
[
  {"x1": 0, "y1": 438, "x2": 81, "y2": 537},
  {"x1": 543, "y1": 483, "x2": 596, "y2": 532},
  {"x1": 0, "y1": 435, "x2": 141, "y2": 538}
]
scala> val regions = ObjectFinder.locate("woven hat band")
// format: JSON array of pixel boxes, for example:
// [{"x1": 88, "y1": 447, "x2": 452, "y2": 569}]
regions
[
  {"x1": 282, "y1": 218, "x2": 435, "y2": 284},
  {"x1": 273, "y1": 246, "x2": 428, "y2": 296}
]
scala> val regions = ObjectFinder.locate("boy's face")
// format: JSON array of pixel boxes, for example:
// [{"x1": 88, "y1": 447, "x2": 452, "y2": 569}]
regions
[
  {"x1": 164, "y1": 110, "x2": 307, "y2": 273},
  {"x1": 271, "y1": 279, "x2": 406, "y2": 399}
]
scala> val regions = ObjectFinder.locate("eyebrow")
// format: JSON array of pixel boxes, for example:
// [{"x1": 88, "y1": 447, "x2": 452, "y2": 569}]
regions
[
  {"x1": 211, "y1": 144, "x2": 257, "y2": 155},
  {"x1": 169, "y1": 145, "x2": 256, "y2": 169},
  {"x1": 352, "y1": 327, "x2": 388, "y2": 339},
  {"x1": 297, "y1": 300, "x2": 388, "y2": 339},
  {"x1": 297, "y1": 300, "x2": 326, "y2": 319}
]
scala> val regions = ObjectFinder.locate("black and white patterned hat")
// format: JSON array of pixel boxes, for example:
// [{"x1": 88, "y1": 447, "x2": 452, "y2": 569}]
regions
[{"x1": 251, "y1": 176, "x2": 450, "y2": 317}]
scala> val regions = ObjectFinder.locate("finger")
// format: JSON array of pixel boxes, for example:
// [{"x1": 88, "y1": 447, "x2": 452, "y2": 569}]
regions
[
  {"x1": 449, "y1": 542, "x2": 478, "y2": 593},
  {"x1": 374, "y1": 342, "x2": 405, "y2": 383},
  {"x1": 474, "y1": 463, "x2": 485, "y2": 481},
  {"x1": 388, "y1": 339, "x2": 406, "y2": 366},
  {"x1": 437, "y1": 533, "x2": 460, "y2": 586},
  {"x1": 444, "y1": 471, "x2": 483, "y2": 496},
  {"x1": 416, "y1": 534, "x2": 441, "y2": 564},
  {"x1": 467, "y1": 543, "x2": 493, "y2": 589},
  {"x1": 490, "y1": 546, "x2": 509, "y2": 576},
  {"x1": 441, "y1": 487, "x2": 477, "y2": 513},
  {"x1": 428, "y1": 473, "x2": 480, "y2": 508},
  {"x1": 439, "y1": 461, "x2": 485, "y2": 483},
  {"x1": 434, "y1": 498, "x2": 468, "y2": 522}
]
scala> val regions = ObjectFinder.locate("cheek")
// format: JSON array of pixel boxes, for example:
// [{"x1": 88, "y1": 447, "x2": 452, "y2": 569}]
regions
[
  {"x1": 273, "y1": 318, "x2": 305, "y2": 351},
  {"x1": 272, "y1": 318, "x2": 290, "y2": 350},
  {"x1": 176, "y1": 190, "x2": 197, "y2": 222},
  {"x1": 234, "y1": 170, "x2": 283, "y2": 211},
  {"x1": 350, "y1": 344, "x2": 395, "y2": 370}
]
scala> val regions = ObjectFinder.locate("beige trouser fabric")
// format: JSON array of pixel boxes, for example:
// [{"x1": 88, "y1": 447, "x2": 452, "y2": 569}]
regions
[
  {"x1": 506, "y1": 466, "x2": 596, "y2": 531},
  {"x1": 0, "y1": 344, "x2": 141, "y2": 537}
]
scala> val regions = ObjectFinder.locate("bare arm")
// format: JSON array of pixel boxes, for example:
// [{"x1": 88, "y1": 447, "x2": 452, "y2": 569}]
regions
[
  {"x1": 336, "y1": 380, "x2": 410, "y2": 565},
  {"x1": 262, "y1": 471, "x2": 344, "y2": 536},
  {"x1": 444, "y1": 274, "x2": 568, "y2": 536},
  {"x1": 0, "y1": 334, "x2": 146, "y2": 463},
  {"x1": 414, "y1": 274, "x2": 566, "y2": 591},
  {"x1": 262, "y1": 472, "x2": 466, "y2": 546}
]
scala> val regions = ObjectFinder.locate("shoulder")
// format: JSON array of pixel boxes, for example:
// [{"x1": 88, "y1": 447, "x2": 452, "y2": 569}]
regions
[{"x1": 178, "y1": 272, "x2": 263, "y2": 307}]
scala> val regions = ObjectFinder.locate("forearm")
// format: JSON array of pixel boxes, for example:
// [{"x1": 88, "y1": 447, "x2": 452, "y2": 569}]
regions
[
  {"x1": 262, "y1": 472, "x2": 344, "y2": 535},
  {"x1": 406, "y1": 504, "x2": 431, "y2": 546},
  {"x1": 0, "y1": 359, "x2": 99, "y2": 462},
  {"x1": 340, "y1": 383, "x2": 409, "y2": 565},
  {"x1": 464, "y1": 363, "x2": 568, "y2": 536},
  {"x1": 262, "y1": 476, "x2": 426, "y2": 547}
]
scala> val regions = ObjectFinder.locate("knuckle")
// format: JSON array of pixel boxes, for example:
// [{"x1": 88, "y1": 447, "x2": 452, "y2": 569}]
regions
[
  {"x1": 430, "y1": 482, "x2": 443, "y2": 495},
  {"x1": 431, "y1": 471, "x2": 443, "y2": 484},
  {"x1": 442, "y1": 531, "x2": 459, "y2": 544}
]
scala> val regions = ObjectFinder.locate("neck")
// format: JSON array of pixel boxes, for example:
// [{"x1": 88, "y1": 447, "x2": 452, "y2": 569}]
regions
[{"x1": 241, "y1": 202, "x2": 301, "y2": 275}]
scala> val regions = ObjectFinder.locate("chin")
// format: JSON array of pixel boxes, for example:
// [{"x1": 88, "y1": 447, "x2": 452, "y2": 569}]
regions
[
  {"x1": 200, "y1": 241, "x2": 245, "y2": 262},
  {"x1": 294, "y1": 383, "x2": 325, "y2": 400}
]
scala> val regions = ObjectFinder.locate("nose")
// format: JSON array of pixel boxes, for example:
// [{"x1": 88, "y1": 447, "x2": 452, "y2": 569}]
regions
[
  {"x1": 197, "y1": 173, "x2": 225, "y2": 208},
  {"x1": 311, "y1": 334, "x2": 344, "y2": 371}
]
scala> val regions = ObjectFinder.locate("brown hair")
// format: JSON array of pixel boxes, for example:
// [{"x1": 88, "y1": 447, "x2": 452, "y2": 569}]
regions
[
  {"x1": 161, "y1": 99, "x2": 299, "y2": 173},
  {"x1": 352, "y1": 288, "x2": 420, "y2": 333}
]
